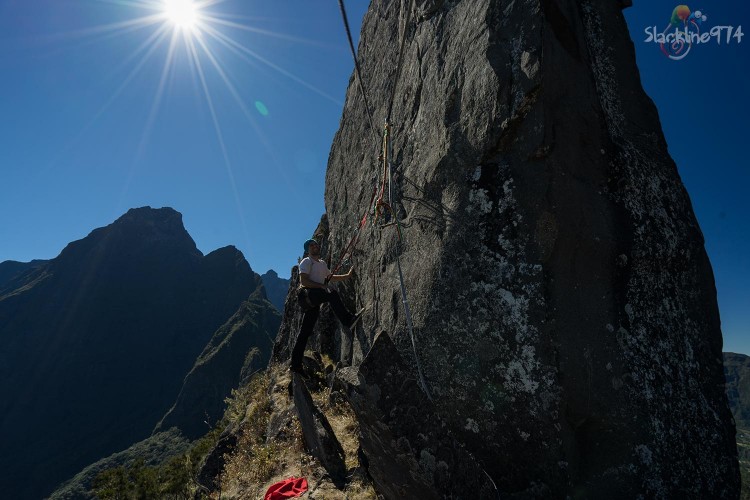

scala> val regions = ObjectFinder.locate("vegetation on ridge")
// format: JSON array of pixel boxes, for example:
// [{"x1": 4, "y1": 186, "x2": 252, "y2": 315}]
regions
[
  {"x1": 216, "y1": 359, "x2": 376, "y2": 498},
  {"x1": 90, "y1": 375, "x2": 265, "y2": 499},
  {"x1": 90, "y1": 356, "x2": 378, "y2": 499}
]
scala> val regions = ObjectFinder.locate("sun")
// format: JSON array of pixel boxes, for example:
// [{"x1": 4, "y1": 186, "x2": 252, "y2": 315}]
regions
[{"x1": 163, "y1": 0, "x2": 200, "y2": 30}]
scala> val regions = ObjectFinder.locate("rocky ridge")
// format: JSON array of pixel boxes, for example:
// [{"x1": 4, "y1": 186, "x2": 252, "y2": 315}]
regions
[
  {"x1": 155, "y1": 288, "x2": 281, "y2": 440},
  {"x1": 0, "y1": 207, "x2": 270, "y2": 499}
]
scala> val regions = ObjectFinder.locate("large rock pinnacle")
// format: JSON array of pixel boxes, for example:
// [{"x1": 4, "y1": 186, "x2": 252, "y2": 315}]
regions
[{"x1": 280, "y1": 1, "x2": 739, "y2": 496}]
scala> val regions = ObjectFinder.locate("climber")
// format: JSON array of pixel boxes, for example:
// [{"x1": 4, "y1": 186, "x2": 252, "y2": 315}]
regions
[{"x1": 291, "y1": 238, "x2": 363, "y2": 374}]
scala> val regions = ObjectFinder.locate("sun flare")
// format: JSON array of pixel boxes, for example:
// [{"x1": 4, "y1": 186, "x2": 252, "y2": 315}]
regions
[
  {"x1": 163, "y1": 0, "x2": 199, "y2": 30},
  {"x1": 48, "y1": 0, "x2": 346, "y2": 254}
]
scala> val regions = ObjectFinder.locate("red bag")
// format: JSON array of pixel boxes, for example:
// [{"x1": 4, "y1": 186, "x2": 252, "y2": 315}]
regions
[{"x1": 264, "y1": 477, "x2": 308, "y2": 500}]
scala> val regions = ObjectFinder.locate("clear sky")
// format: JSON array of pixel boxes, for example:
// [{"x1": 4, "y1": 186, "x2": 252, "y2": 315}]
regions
[
  {"x1": 0, "y1": 0, "x2": 370, "y2": 277},
  {"x1": 0, "y1": 1, "x2": 746, "y2": 353},
  {"x1": 623, "y1": 1, "x2": 748, "y2": 355}
]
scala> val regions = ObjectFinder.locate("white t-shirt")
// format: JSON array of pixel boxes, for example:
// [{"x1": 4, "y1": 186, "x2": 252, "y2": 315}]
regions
[{"x1": 299, "y1": 257, "x2": 330, "y2": 285}]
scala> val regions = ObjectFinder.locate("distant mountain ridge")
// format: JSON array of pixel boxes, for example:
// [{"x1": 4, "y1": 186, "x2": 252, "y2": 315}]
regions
[
  {"x1": 0, "y1": 259, "x2": 48, "y2": 291},
  {"x1": 155, "y1": 287, "x2": 280, "y2": 439},
  {"x1": 0, "y1": 207, "x2": 272, "y2": 499},
  {"x1": 260, "y1": 269, "x2": 290, "y2": 311},
  {"x1": 725, "y1": 352, "x2": 750, "y2": 429}
]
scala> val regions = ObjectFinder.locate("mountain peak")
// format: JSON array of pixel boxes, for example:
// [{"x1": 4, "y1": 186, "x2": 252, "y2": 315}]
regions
[
  {"x1": 0, "y1": 207, "x2": 262, "y2": 498},
  {"x1": 118, "y1": 206, "x2": 186, "y2": 225},
  {"x1": 114, "y1": 206, "x2": 189, "y2": 237},
  {"x1": 260, "y1": 269, "x2": 289, "y2": 311},
  {"x1": 55, "y1": 207, "x2": 200, "y2": 266}
]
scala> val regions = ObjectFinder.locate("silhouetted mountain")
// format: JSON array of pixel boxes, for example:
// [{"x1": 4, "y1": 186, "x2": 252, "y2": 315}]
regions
[
  {"x1": 725, "y1": 352, "x2": 750, "y2": 429},
  {"x1": 260, "y1": 269, "x2": 290, "y2": 311},
  {"x1": 155, "y1": 288, "x2": 281, "y2": 439},
  {"x1": 0, "y1": 207, "x2": 261, "y2": 499},
  {"x1": 49, "y1": 428, "x2": 190, "y2": 500},
  {"x1": 0, "y1": 259, "x2": 48, "y2": 291},
  {"x1": 48, "y1": 286, "x2": 281, "y2": 498},
  {"x1": 724, "y1": 352, "x2": 750, "y2": 497}
]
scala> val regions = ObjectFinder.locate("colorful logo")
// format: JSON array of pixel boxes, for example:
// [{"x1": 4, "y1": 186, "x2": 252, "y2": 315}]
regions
[{"x1": 644, "y1": 5, "x2": 743, "y2": 61}]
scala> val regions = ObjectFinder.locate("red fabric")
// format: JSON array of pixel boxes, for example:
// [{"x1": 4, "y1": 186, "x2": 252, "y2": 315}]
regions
[{"x1": 264, "y1": 477, "x2": 308, "y2": 500}]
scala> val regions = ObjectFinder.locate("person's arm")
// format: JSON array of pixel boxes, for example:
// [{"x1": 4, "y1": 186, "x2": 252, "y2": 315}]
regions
[
  {"x1": 327, "y1": 268, "x2": 353, "y2": 283},
  {"x1": 300, "y1": 273, "x2": 327, "y2": 289}
]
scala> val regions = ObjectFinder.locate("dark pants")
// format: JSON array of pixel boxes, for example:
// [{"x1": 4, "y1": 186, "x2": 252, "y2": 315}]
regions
[{"x1": 291, "y1": 288, "x2": 355, "y2": 370}]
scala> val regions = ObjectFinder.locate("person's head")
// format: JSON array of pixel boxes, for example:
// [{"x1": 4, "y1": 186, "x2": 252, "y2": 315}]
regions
[{"x1": 303, "y1": 239, "x2": 320, "y2": 257}]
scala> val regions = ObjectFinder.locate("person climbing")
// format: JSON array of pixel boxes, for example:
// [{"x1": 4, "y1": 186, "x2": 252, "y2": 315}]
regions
[{"x1": 291, "y1": 238, "x2": 363, "y2": 374}]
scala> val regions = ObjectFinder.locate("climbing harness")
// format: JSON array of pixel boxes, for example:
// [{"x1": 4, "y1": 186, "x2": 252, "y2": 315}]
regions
[{"x1": 296, "y1": 287, "x2": 317, "y2": 313}]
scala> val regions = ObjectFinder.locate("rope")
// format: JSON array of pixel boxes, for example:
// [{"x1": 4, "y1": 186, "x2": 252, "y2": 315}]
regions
[
  {"x1": 388, "y1": 116, "x2": 428, "y2": 398},
  {"x1": 386, "y1": 0, "x2": 416, "y2": 124},
  {"x1": 328, "y1": 184, "x2": 378, "y2": 279},
  {"x1": 337, "y1": 0, "x2": 431, "y2": 400},
  {"x1": 395, "y1": 238, "x2": 431, "y2": 400},
  {"x1": 338, "y1": 0, "x2": 379, "y2": 143}
]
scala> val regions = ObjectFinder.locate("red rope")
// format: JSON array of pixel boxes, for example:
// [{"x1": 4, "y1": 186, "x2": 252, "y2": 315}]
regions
[{"x1": 329, "y1": 184, "x2": 378, "y2": 277}]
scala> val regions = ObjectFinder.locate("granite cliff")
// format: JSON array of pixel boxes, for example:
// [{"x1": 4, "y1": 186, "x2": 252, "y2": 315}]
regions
[{"x1": 272, "y1": 0, "x2": 738, "y2": 497}]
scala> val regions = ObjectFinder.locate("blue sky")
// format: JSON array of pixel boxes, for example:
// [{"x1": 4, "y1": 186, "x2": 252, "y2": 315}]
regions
[
  {"x1": 623, "y1": 1, "x2": 748, "y2": 355},
  {"x1": 0, "y1": 0, "x2": 369, "y2": 277},
  {"x1": 0, "y1": 1, "x2": 746, "y2": 353}
]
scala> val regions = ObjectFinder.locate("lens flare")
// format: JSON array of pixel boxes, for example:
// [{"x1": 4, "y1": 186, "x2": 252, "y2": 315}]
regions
[{"x1": 255, "y1": 101, "x2": 269, "y2": 116}]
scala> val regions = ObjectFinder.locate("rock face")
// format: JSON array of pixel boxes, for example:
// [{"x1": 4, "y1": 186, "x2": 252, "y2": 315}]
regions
[
  {"x1": 725, "y1": 352, "x2": 750, "y2": 430},
  {"x1": 337, "y1": 332, "x2": 497, "y2": 499},
  {"x1": 0, "y1": 207, "x2": 261, "y2": 499},
  {"x1": 292, "y1": 373, "x2": 347, "y2": 484},
  {"x1": 277, "y1": 0, "x2": 738, "y2": 497}
]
